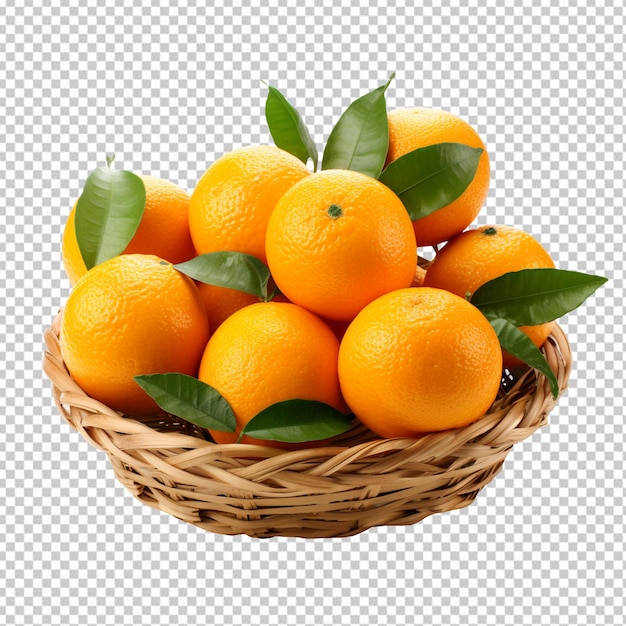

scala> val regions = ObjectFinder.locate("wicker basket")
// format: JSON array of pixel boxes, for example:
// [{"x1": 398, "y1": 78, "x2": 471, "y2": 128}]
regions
[{"x1": 43, "y1": 310, "x2": 571, "y2": 538}]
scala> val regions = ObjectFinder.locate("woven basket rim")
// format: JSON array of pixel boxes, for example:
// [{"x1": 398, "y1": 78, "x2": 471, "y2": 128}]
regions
[{"x1": 43, "y1": 310, "x2": 572, "y2": 538}]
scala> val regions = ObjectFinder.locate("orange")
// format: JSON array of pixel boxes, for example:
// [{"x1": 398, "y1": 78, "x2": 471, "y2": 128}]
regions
[
  {"x1": 423, "y1": 225, "x2": 556, "y2": 367},
  {"x1": 338, "y1": 288, "x2": 502, "y2": 437},
  {"x1": 62, "y1": 175, "x2": 196, "y2": 286},
  {"x1": 60, "y1": 254, "x2": 210, "y2": 415},
  {"x1": 198, "y1": 301, "x2": 345, "y2": 447},
  {"x1": 265, "y1": 169, "x2": 417, "y2": 321},
  {"x1": 385, "y1": 107, "x2": 491, "y2": 247},
  {"x1": 197, "y1": 282, "x2": 259, "y2": 332},
  {"x1": 411, "y1": 264, "x2": 428, "y2": 288},
  {"x1": 197, "y1": 277, "x2": 291, "y2": 332},
  {"x1": 188, "y1": 145, "x2": 310, "y2": 264}
]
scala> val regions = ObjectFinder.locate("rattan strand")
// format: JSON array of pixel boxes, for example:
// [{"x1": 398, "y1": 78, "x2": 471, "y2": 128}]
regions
[{"x1": 43, "y1": 311, "x2": 571, "y2": 538}]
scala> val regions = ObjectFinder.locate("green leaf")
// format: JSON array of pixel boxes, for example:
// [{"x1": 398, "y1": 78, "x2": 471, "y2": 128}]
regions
[
  {"x1": 134, "y1": 373, "x2": 236, "y2": 432},
  {"x1": 471, "y1": 268, "x2": 608, "y2": 326},
  {"x1": 378, "y1": 142, "x2": 483, "y2": 221},
  {"x1": 489, "y1": 318, "x2": 559, "y2": 398},
  {"x1": 321, "y1": 73, "x2": 395, "y2": 178},
  {"x1": 264, "y1": 82, "x2": 318, "y2": 171},
  {"x1": 237, "y1": 400, "x2": 353, "y2": 443},
  {"x1": 75, "y1": 155, "x2": 146, "y2": 270},
  {"x1": 175, "y1": 251, "x2": 271, "y2": 300}
]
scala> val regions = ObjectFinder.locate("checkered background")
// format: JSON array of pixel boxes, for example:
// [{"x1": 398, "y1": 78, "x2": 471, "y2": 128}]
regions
[{"x1": 2, "y1": 1, "x2": 624, "y2": 624}]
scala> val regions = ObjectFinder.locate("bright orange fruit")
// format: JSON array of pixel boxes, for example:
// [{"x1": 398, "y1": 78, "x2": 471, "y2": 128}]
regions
[
  {"x1": 196, "y1": 282, "x2": 259, "y2": 332},
  {"x1": 411, "y1": 264, "x2": 428, "y2": 288},
  {"x1": 188, "y1": 145, "x2": 310, "y2": 264},
  {"x1": 265, "y1": 169, "x2": 417, "y2": 321},
  {"x1": 198, "y1": 301, "x2": 345, "y2": 447},
  {"x1": 386, "y1": 107, "x2": 490, "y2": 247},
  {"x1": 338, "y1": 287, "x2": 502, "y2": 437},
  {"x1": 423, "y1": 225, "x2": 556, "y2": 367},
  {"x1": 62, "y1": 175, "x2": 195, "y2": 286},
  {"x1": 59, "y1": 254, "x2": 210, "y2": 415}
]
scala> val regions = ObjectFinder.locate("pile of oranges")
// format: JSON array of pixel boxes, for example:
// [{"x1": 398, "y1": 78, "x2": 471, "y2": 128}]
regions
[{"x1": 59, "y1": 106, "x2": 558, "y2": 447}]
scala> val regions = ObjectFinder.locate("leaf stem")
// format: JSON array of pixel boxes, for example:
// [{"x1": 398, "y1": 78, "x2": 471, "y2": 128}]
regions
[
  {"x1": 265, "y1": 285, "x2": 282, "y2": 302},
  {"x1": 327, "y1": 204, "x2": 343, "y2": 219}
]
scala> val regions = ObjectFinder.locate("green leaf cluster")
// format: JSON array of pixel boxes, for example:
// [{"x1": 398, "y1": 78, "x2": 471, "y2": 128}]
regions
[{"x1": 263, "y1": 74, "x2": 482, "y2": 221}]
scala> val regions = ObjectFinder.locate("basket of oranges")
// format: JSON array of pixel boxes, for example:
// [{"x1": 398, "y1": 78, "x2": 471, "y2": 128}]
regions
[{"x1": 44, "y1": 79, "x2": 602, "y2": 538}]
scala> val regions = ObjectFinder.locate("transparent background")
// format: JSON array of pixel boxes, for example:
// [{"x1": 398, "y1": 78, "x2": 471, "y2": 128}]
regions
[{"x1": 2, "y1": 1, "x2": 624, "y2": 624}]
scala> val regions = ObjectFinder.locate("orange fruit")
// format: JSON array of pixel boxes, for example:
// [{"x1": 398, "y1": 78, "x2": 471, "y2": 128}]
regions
[
  {"x1": 338, "y1": 288, "x2": 502, "y2": 437},
  {"x1": 60, "y1": 254, "x2": 210, "y2": 415},
  {"x1": 385, "y1": 107, "x2": 490, "y2": 247},
  {"x1": 265, "y1": 169, "x2": 417, "y2": 321},
  {"x1": 62, "y1": 175, "x2": 196, "y2": 286},
  {"x1": 423, "y1": 225, "x2": 556, "y2": 367},
  {"x1": 188, "y1": 145, "x2": 310, "y2": 264},
  {"x1": 197, "y1": 282, "x2": 259, "y2": 332},
  {"x1": 198, "y1": 301, "x2": 345, "y2": 447},
  {"x1": 411, "y1": 264, "x2": 428, "y2": 288},
  {"x1": 197, "y1": 277, "x2": 291, "y2": 332}
]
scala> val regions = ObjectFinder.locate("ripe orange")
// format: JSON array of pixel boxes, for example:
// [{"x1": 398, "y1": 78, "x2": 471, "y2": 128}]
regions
[
  {"x1": 265, "y1": 169, "x2": 417, "y2": 321},
  {"x1": 196, "y1": 282, "x2": 259, "y2": 332},
  {"x1": 411, "y1": 264, "x2": 428, "y2": 288},
  {"x1": 198, "y1": 301, "x2": 345, "y2": 447},
  {"x1": 59, "y1": 254, "x2": 210, "y2": 415},
  {"x1": 385, "y1": 107, "x2": 491, "y2": 247},
  {"x1": 197, "y1": 276, "x2": 292, "y2": 332},
  {"x1": 423, "y1": 225, "x2": 556, "y2": 367},
  {"x1": 188, "y1": 145, "x2": 310, "y2": 264},
  {"x1": 62, "y1": 175, "x2": 196, "y2": 286},
  {"x1": 338, "y1": 287, "x2": 502, "y2": 437}
]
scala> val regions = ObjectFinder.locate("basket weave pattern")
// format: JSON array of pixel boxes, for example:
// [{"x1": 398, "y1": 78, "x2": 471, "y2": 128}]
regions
[{"x1": 43, "y1": 311, "x2": 571, "y2": 538}]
